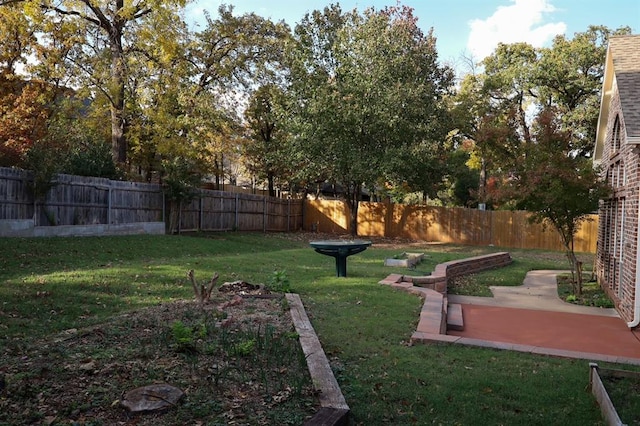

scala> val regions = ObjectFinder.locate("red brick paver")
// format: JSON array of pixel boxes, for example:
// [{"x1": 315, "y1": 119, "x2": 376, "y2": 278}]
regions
[{"x1": 448, "y1": 304, "x2": 640, "y2": 361}]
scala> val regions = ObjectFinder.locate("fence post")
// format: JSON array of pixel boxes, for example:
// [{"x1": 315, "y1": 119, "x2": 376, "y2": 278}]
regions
[
  {"x1": 235, "y1": 193, "x2": 239, "y2": 230},
  {"x1": 220, "y1": 193, "x2": 223, "y2": 231},
  {"x1": 263, "y1": 198, "x2": 267, "y2": 232},
  {"x1": 108, "y1": 185, "x2": 112, "y2": 225},
  {"x1": 199, "y1": 191, "x2": 203, "y2": 231}
]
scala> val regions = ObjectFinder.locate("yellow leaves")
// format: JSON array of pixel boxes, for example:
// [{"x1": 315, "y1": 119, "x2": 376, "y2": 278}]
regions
[{"x1": 466, "y1": 148, "x2": 483, "y2": 171}]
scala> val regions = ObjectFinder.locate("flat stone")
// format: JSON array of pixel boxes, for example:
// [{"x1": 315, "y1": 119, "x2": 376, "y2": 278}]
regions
[{"x1": 121, "y1": 383, "x2": 184, "y2": 413}]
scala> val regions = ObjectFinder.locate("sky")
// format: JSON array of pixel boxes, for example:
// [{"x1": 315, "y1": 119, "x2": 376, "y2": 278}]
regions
[{"x1": 186, "y1": 0, "x2": 639, "y2": 70}]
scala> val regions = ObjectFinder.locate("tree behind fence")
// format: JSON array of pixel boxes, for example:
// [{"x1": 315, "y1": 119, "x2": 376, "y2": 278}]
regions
[{"x1": 0, "y1": 167, "x2": 303, "y2": 233}]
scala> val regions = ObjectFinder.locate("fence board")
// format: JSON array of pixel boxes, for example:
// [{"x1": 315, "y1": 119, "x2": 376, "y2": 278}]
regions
[
  {"x1": 175, "y1": 190, "x2": 303, "y2": 233},
  {"x1": 304, "y1": 199, "x2": 598, "y2": 253},
  {"x1": 0, "y1": 168, "x2": 33, "y2": 220}
]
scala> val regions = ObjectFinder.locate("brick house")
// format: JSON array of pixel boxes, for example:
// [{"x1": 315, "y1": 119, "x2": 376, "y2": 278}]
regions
[{"x1": 593, "y1": 34, "x2": 640, "y2": 328}]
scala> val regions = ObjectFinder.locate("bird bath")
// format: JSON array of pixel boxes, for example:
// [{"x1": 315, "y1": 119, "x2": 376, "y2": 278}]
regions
[{"x1": 310, "y1": 240, "x2": 372, "y2": 277}]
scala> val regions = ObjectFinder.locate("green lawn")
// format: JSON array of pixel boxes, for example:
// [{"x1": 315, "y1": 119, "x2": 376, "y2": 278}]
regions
[{"x1": 0, "y1": 232, "x2": 626, "y2": 424}]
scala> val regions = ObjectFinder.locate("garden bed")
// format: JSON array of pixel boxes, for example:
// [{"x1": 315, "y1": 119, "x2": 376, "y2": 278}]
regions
[
  {"x1": 0, "y1": 290, "x2": 320, "y2": 425},
  {"x1": 590, "y1": 363, "x2": 640, "y2": 425}
]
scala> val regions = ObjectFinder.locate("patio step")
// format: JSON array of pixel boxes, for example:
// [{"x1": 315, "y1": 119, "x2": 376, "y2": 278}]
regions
[{"x1": 447, "y1": 303, "x2": 464, "y2": 331}]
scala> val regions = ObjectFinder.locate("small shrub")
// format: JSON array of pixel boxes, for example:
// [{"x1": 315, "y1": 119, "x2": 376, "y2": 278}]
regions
[
  {"x1": 171, "y1": 320, "x2": 196, "y2": 352},
  {"x1": 268, "y1": 270, "x2": 291, "y2": 293},
  {"x1": 235, "y1": 339, "x2": 256, "y2": 356}
]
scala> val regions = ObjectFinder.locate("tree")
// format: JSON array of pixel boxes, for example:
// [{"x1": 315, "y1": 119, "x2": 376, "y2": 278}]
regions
[
  {"x1": 449, "y1": 25, "x2": 631, "y2": 208},
  {"x1": 162, "y1": 155, "x2": 203, "y2": 234},
  {"x1": 508, "y1": 108, "x2": 610, "y2": 294},
  {"x1": 449, "y1": 72, "x2": 519, "y2": 208},
  {"x1": 0, "y1": 3, "x2": 36, "y2": 75},
  {"x1": 288, "y1": 4, "x2": 454, "y2": 235},
  {"x1": 8, "y1": 0, "x2": 189, "y2": 167},
  {"x1": 243, "y1": 84, "x2": 292, "y2": 197},
  {"x1": 482, "y1": 42, "x2": 539, "y2": 145},
  {"x1": 0, "y1": 78, "x2": 50, "y2": 166},
  {"x1": 535, "y1": 25, "x2": 632, "y2": 157},
  {"x1": 187, "y1": 5, "x2": 291, "y2": 188}
]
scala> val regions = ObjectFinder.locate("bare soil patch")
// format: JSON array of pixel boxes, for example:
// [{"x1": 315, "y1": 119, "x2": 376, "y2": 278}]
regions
[{"x1": 0, "y1": 285, "x2": 318, "y2": 425}]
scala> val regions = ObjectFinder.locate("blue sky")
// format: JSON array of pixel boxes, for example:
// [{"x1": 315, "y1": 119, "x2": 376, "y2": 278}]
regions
[{"x1": 186, "y1": 0, "x2": 639, "y2": 69}]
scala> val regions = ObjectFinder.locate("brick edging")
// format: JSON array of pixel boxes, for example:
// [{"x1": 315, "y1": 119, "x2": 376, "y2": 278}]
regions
[{"x1": 379, "y1": 252, "x2": 513, "y2": 341}]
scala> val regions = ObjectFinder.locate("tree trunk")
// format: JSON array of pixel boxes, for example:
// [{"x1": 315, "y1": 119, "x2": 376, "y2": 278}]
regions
[
  {"x1": 576, "y1": 261, "x2": 583, "y2": 296},
  {"x1": 478, "y1": 157, "x2": 487, "y2": 205},
  {"x1": 346, "y1": 182, "x2": 360, "y2": 236},
  {"x1": 268, "y1": 172, "x2": 275, "y2": 197},
  {"x1": 110, "y1": 24, "x2": 127, "y2": 166},
  {"x1": 214, "y1": 155, "x2": 221, "y2": 189},
  {"x1": 563, "y1": 233, "x2": 582, "y2": 297}
]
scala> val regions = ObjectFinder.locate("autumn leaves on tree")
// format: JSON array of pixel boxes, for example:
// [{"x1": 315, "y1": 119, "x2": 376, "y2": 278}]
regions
[{"x1": 0, "y1": 2, "x2": 631, "y2": 256}]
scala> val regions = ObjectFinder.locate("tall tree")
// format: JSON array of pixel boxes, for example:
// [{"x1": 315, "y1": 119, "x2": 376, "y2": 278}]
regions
[
  {"x1": 449, "y1": 25, "x2": 631, "y2": 208},
  {"x1": 288, "y1": 4, "x2": 454, "y2": 234},
  {"x1": 481, "y1": 42, "x2": 539, "y2": 146},
  {"x1": 186, "y1": 5, "x2": 291, "y2": 187},
  {"x1": 535, "y1": 25, "x2": 632, "y2": 157},
  {"x1": 9, "y1": 0, "x2": 189, "y2": 166},
  {"x1": 0, "y1": 78, "x2": 51, "y2": 166},
  {"x1": 244, "y1": 84, "x2": 292, "y2": 197},
  {"x1": 507, "y1": 108, "x2": 610, "y2": 293}
]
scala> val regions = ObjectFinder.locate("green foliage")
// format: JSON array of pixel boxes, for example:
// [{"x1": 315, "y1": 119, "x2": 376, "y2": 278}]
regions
[
  {"x1": 287, "y1": 5, "x2": 454, "y2": 231},
  {"x1": 267, "y1": 269, "x2": 291, "y2": 293},
  {"x1": 23, "y1": 139, "x2": 64, "y2": 200},
  {"x1": 161, "y1": 156, "x2": 202, "y2": 203},
  {"x1": 65, "y1": 140, "x2": 119, "y2": 179},
  {"x1": 244, "y1": 84, "x2": 293, "y2": 197},
  {"x1": 46, "y1": 105, "x2": 119, "y2": 179},
  {"x1": 535, "y1": 25, "x2": 633, "y2": 157},
  {"x1": 498, "y1": 108, "x2": 610, "y2": 293},
  {"x1": 171, "y1": 320, "x2": 196, "y2": 352},
  {"x1": 449, "y1": 25, "x2": 631, "y2": 208},
  {"x1": 234, "y1": 338, "x2": 256, "y2": 356},
  {"x1": 557, "y1": 275, "x2": 615, "y2": 308}
]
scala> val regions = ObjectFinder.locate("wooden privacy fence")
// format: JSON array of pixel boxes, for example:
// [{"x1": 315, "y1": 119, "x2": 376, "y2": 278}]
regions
[
  {"x1": 0, "y1": 167, "x2": 303, "y2": 235},
  {"x1": 0, "y1": 168, "x2": 164, "y2": 226},
  {"x1": 177, "y1": 190, "x2": 303, "y2": 232},
  {"x1": 304, "y1": 199, "x2": 599, "y2": 253}
]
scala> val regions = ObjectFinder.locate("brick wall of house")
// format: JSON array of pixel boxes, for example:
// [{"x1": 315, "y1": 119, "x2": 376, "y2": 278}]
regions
[{"x1": 596, "y1": 83, "x2": 638, "y2": 323}]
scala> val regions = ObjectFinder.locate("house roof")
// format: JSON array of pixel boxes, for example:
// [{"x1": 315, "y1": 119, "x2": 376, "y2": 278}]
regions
[{"x1": 593, "y1": 34, "x2": 640, "y2": 165}]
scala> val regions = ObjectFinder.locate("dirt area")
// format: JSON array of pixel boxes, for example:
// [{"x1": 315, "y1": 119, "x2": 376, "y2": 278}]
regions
[{"x1": 0, "y1": 284, "x2": 318, "y2": 425}]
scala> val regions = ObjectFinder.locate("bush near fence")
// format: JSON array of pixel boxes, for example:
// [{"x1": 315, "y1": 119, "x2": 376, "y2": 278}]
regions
[{"x1": 304, "y1": 199, "x2": 598, "y2": 253}]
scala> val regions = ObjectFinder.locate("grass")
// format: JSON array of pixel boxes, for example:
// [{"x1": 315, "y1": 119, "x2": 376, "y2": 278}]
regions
[{"x1": 0, "y1": 232, "x2": 629, "y2": 424}]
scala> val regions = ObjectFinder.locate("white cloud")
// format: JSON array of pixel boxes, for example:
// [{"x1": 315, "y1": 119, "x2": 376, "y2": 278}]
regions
[{"x1": 467, "y1": 0, "x2": 567, "y2": 61}]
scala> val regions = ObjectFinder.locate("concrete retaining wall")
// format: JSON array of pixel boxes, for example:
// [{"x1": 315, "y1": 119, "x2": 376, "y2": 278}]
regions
[{"x1": 0, "y1": 220, "x2": 165, "y2": 237}]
